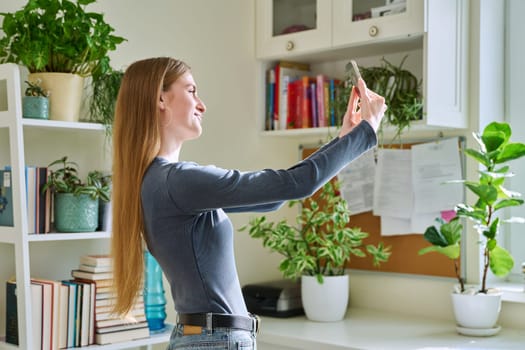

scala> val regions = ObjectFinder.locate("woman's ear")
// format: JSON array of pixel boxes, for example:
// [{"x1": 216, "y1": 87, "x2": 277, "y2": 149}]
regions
[{"x1": 158, "y1": 93, "x2": 166, "y2": 111}]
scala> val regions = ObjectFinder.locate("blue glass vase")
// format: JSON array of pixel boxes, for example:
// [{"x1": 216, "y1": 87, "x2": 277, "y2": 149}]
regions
[{"x1": 144, "y1": 250, "x2": 167, "y2": 333}]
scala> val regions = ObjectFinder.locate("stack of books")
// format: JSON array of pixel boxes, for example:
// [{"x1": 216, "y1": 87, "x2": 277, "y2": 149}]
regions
[
  {"x1": 265, "y1": 61, "x2": 341, "y2": 131},
  {"x1": 0, "y1": 166, "x2": 50, "y2": 233},
  {"x1": 73, "y1": 254, "x2": 149, "y2": 345}
]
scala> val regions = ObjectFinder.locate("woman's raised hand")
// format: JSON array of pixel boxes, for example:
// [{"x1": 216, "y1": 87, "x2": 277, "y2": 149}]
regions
[{"x1": 339, "y1": 78, "x2": 387, "y2": 138}]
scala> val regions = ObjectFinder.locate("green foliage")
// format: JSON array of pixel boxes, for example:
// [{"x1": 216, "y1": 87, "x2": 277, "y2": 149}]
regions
[
  {"x1": 0, "y1": 0, "x2": 126, "y2": 78},
  {"x1": 241, "y1": 180, "x2": 391, "y2": 283},
  {"x1": 419, "y1": 122, "x2": 525, "y2": 293},
  {"x1": 335, "y1": 57, "x2": 423, "y2": 144},
  {"x1": 88, "y1": 67, "x2": 124, "y2": 134},
  {"x1": 43, "y1": 156, "x2": 110, "y2": 201}
]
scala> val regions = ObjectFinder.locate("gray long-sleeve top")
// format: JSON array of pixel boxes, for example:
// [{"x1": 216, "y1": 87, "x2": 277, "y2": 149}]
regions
[{"x1": 141, "y1": 121, "x2": 377, "y2": 316}]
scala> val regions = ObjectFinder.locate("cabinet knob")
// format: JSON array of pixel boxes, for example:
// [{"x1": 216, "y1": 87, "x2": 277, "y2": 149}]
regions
[
  {"x1": 369, "y1": 25, "x2": 379, "y2": 37},
  {"x1": 286, "y1": 41, "x2": 295, "y2": 51}
]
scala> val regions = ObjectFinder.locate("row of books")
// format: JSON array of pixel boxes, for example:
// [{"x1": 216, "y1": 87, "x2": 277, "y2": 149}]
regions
[
  {"x1": 265, "y1": 61, "x2": 342, "y2": 131},
  {"x1": 5, "y1": 255, "x2": 149, "y2": 349},
  {"x1": 0, "y1": 166, "x2": 50, "y2": 233}
]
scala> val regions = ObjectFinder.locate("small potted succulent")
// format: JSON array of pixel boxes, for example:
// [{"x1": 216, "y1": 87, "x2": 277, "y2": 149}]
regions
[
  {"x1": 43, "y1": 156, "x2": 110, "y2": 232},
  {"x1": 419, "y1": 121, "x2": 525, "y2": 335},
  {"x1": 241, "y1": 179, "x2": 391, "y2": 322},
  {"x1": 22, "y1": 79, "x2": 50, "y2": 119}
]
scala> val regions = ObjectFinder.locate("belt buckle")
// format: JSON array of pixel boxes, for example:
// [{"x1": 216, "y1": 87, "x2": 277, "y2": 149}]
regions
[
  {"x1": 252, "y1": 314, "x2": 260, "y2": 334},
  {"x1": 206, "y1": 312, "x2": 213, "y2": 332}
]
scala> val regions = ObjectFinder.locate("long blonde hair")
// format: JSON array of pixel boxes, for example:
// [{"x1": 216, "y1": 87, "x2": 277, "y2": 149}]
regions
[{"x1": 111, "y1": 57, "x2": 190, "y2": 315}]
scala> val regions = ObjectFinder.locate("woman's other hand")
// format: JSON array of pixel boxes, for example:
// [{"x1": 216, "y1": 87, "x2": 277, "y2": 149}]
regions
[{"x1": 339, "y1": 78, "x2": 387, "y2": 138}]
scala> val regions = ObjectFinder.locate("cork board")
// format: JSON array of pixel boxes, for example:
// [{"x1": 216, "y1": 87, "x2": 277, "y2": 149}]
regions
[{"x1": 301, "y1": 143, "x2": 461, "y2": 278}]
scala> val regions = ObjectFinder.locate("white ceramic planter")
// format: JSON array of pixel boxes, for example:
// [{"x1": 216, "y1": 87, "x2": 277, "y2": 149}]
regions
[
  {"x1": 451, "y1": 291, "x2": 502, "y2": 329},
  {"x1": 29, "y1": 72, "x2": 84, "y2": 122},
  {"x1": 301, "y1": 274, "x2": 349, "y2": 322}
]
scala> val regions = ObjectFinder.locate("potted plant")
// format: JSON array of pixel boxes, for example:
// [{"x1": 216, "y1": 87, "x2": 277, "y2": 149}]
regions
[
  {"x1": 88, "y1": 67, "x2": 124, "y2": 135},
  {"x1": 43, "y1": 156, "x2": 110, "y2": 232},
  {"x1": 336, "y1": 57, "x2": 423, "y2": 145},
  {"x1": 22, "y1": 79, "x2": 49, "y2": 119},
  {"x1": 419, "y1": 121, "x2": 525, "y2": 335},
  {"x1": 87, "y1": 170, "x2": 112, "y2": 231},
  {"x1": 241, "y1": 179, "x2": 391, "y2": 322},
  {"x1": 0, "y1": 0, "x2": 126, "y2": 122}
]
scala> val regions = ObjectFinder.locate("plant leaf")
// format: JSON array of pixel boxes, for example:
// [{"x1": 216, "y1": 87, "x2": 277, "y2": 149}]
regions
[{"x1": 489, "y1": 245, "x2": 514, "y2": 277}]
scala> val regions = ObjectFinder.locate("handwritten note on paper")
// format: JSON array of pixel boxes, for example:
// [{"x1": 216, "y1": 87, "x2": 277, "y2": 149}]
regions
[
  {"x1": 339, "y1": 149, "x2": 376, "y2": 215},
  {"x1": 373, "y1": 148, "x2": 413, "y2": 219},
  {"x1": 411, "y1": 137, "x2": 463, "y2": 214}
]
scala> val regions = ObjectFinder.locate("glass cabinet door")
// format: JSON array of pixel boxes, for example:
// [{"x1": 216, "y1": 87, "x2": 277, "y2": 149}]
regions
[
  {"x1": 255, "y1": 0, "x2": 331, "y2": 59},
  {"x1": 332, "y1": 0, "x2": 424, "y2": 48}
]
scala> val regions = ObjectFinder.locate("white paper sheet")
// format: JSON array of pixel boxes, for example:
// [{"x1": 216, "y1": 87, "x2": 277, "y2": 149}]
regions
[
  {"x1": 373, "y1": 148, "x2": 413, "y2": 219},
  {"x1": 411, "y1": 137, "x2": 463, "y2": 213},
  {"x1": 339, "y1": 149, "x2": 376, "y2": 215},
  {"x1": 380, "y1": 216, "x2": 412, "y2": 236}
]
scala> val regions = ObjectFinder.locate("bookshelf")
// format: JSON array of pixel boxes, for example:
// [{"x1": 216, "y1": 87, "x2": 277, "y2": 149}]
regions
[
  {"x1": 255, "y1": 0, "x2": 468, "y2": 137},
  {"x1": 0, "y1": 63, "x2": 169, "y2": 349}
]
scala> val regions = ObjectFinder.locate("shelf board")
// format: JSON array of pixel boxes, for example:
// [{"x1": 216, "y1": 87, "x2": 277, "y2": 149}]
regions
[
  {"x1": 0, "y1": 324, "x2": 172, "y2": 350},
  {"x1": 0, "y1": 227, "x2": 17, "y2": 244},
  {"x1": 22, "y1": 118, "x2": 105, "y2": 132},
  {"x1": 28, "y1": 231, "x2": 111, "y2": 242}
]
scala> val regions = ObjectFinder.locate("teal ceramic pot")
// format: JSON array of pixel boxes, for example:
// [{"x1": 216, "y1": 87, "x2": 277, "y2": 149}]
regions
[
  {"x1": 22, "y1": 96, "x2": 49, "y2": 119},
  {"x1": 54, "y1": 193, "x2": 98, "y2": 232}
]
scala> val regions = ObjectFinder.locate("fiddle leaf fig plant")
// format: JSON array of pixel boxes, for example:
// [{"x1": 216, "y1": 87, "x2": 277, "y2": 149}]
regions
[
  {"x1": 419, "y1": 122, "x2": 525, "y2": 293},
  {"x1": 241, "y1": 180, "x2": 391, "y2": 283}
]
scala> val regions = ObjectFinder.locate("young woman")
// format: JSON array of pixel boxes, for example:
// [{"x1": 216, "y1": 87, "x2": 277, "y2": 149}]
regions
[{"x1": 111, "y1": 57, "x2": 386, "y2": 349}]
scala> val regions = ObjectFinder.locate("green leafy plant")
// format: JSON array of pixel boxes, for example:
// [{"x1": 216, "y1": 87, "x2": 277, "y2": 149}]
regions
[
  {"x1": 336, "y1": 56, "x2": 423, "y2": 144},
  {"x1": 0, "y1": 0, "x2": 126, "y2": 78},
  {"x1": 241, "y1": 180, "x2": 391, "y2": 283},
  {"x1": 419, "y1": 122, "x2": 525, "y2": 293},
  {"x1": 87, "y1": 170, "x2": 111, "y2": 202},
  {"x1": 43, "y1": 156, "x2": 110, "y2": 201},
  {"x1": 24, "y1": 79, "x2": 49, "y2": 97},
  {"x1": 88, "y1": 67, "x2": 124, "y2": 134}
]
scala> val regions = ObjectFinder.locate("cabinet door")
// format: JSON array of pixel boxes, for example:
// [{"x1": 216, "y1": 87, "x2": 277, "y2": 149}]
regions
[
  {"x1": 255, "y1": 0, "x2": 331, "y2": 59},
  {"x1": 424, "y1": 0, "x2": 467, "y2": 128},
  {"x1": 332, "y1": 0, "x2": 424, "y2": 48}
]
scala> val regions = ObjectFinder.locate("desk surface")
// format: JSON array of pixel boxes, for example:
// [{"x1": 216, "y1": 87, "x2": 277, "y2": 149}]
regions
[{"x1": 257, "y1": 308, "x2": 525, "y2": 350}]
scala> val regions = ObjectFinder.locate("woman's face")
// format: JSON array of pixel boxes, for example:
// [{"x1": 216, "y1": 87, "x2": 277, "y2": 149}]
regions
[{"x1": 159, "y1": 71, "x2": 206, "y2": 141}]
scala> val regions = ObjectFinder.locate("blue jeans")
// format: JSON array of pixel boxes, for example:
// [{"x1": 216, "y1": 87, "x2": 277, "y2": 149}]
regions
[{"x1": 168, "y1": 324, "x2": 257, "y2": 350}]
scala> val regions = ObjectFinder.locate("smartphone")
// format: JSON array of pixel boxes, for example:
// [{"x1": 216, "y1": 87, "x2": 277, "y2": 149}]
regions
[
  {"x1": 349, "y1": 59, "x2": 362, "y2": 97},
  {"x1": 349, "y1": 59, "x2": 362, "y2": 87}
]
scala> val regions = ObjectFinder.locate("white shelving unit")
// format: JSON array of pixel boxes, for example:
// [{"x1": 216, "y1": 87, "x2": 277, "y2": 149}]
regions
[{"x1": 0, "y1": 63, "x2": 170, "y2": 350}]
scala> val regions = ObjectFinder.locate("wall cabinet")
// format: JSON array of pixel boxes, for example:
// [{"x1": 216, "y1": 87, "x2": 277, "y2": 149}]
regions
[
  {"x1": 0, "y1": 64, "x2": 169, "y2": 350},
  {"x1": 255, "y1": 0, "x2": 467, "y2": 136}
]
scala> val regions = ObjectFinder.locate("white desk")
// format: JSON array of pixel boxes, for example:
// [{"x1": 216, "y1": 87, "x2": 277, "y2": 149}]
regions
[{"x1": 257, "y1": 308, "x2": 525, "y2": 349}]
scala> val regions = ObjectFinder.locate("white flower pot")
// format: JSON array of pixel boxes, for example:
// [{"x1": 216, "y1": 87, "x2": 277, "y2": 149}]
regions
[
  {"x1": 451, "y1": 291, "x2": 502, "y2": 330},
  {"x1": 301, "y1": 275, "x2": 349, "y2": 322}
]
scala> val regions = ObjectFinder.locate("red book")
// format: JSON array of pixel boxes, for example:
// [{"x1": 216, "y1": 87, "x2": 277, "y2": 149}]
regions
[
  {"x1": 287, "y1": 79, "x2": 301, "y2": 129},
  {"x1": 300, "y1": 76, "x2": 312, "y2": 128}
]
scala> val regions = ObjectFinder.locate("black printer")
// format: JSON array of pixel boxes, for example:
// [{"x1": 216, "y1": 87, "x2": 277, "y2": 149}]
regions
[{"x1": 242, "y1": 280, "x2": 304, "y2": 317}]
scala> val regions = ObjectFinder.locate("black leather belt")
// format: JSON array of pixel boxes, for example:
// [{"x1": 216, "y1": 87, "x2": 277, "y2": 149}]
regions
[{"x1": 178, "y1": 313, "x2": 260, "y2": 333}]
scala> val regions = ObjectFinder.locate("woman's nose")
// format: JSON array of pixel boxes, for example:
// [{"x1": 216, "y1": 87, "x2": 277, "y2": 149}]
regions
[{"x1": 197, "y1": 98, "x2": 206, "y2": 113}]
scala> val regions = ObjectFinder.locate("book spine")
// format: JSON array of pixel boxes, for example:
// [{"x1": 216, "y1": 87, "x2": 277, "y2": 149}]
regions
[
  {"x1": 301, "y1": 76, "x2": 311, "y2": 128},
  {"x1": 0, "y1": 170, "x2": 14, "y2": 226},
  {"x1": 5, "y1": 281, "x2": 19, "y2": 345},
  {"x1": 310, "y1": 82, "x2": 318, "y2": 128}
]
